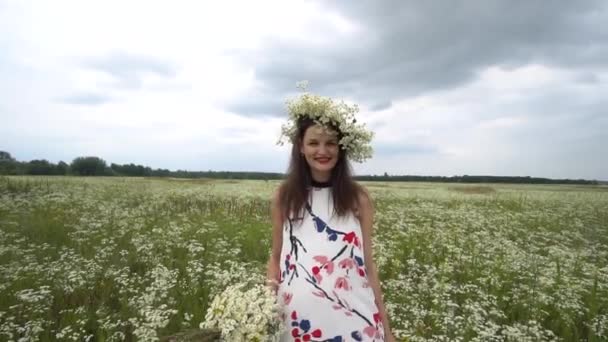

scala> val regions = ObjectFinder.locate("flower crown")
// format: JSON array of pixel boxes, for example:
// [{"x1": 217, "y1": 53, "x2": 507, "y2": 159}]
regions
[{"x1": 277, "y1": 84, "x2": 374, "y2": 163}]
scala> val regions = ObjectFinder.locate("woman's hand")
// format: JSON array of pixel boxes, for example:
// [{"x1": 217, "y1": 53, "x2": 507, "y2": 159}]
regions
[{"x1": 266, "y1": 259, "x2": 280, "y2": 294}]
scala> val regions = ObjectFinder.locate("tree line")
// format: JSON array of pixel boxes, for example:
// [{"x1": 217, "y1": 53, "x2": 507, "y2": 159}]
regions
[
  {"x1": 0, "y1": 151, "x2": 600, "y2": 185},
  {"x1": 0, "y1": 151, "x2": 284, "y2": 180}
]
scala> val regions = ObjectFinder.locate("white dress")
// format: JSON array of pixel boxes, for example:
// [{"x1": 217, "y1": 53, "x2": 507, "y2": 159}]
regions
[{"x1": 277, "y1": 185, "x2": 384, "y2": 342}]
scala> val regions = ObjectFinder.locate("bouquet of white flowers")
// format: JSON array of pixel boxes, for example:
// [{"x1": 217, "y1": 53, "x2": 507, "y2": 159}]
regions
[{"x1": 200, "y1": 279, "x2": 284, "y2": 341}]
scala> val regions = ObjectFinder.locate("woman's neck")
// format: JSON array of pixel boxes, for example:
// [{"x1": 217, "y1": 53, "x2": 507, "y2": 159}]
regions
[
  {"x1": 310, "y1": 170, "x2": 332, "y2": 188},
  {"x1": 310, "y1": 170, "x2": 331, "y2": 183},
  {"x1": 310, "y1": 178, "x2": 332, "y2": 188}
]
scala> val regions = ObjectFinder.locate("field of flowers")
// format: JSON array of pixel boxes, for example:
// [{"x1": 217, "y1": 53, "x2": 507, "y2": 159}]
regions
[{"x1": 0, "y1": 176, "x2": 607, "y2": 341}]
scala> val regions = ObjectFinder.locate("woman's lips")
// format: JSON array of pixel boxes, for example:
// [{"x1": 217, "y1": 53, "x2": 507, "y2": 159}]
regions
[{"x1": 316, "y1": 158, "x2": 331, "y2": 164}]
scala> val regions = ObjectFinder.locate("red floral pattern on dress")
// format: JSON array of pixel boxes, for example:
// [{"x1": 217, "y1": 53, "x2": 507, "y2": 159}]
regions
[{"x1": 343, "y1": 231, "x2": 361, "y2": 247}]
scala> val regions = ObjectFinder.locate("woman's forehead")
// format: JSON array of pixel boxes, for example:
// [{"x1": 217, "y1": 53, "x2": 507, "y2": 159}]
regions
[{"x1": 304, "y1": 124, "x2": 338, "y2": 139}]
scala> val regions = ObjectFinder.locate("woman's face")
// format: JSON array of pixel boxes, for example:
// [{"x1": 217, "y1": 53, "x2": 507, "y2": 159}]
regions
[{"x1": 300, "y1": 124, "x2": 340, "y2": 177}]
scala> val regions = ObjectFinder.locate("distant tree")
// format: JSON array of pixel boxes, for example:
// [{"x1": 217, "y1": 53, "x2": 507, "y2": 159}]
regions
[
  {"x1": 26, "y1": 159, "x2": 55, "y2": 175},
  {"x1": 0, "y1": 151, "x2": 19, "y2": 175},
  {"x1": 110, "y1": 163, "x2": 122, "y2": 174},
  {"x1": 0, "y1": 151, "x2": 15, "y2": 161},
  {"x1": 70, "y1": 156, "x2": 107, "y2": 176},
  {"x1": 104, "y1": 166, "x2": 118, "y2": 176},
  {"x1": 56, "y1": 161, "x2": 69, "y2": 175}
]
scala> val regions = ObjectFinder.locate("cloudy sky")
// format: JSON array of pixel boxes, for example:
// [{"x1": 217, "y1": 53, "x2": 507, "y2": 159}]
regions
[{"x1": 1, "y1": 0, "x2": 607, "y2": 180}]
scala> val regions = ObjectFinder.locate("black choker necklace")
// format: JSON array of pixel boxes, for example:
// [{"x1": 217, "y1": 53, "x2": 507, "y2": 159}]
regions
[{"x1": 310, "y1": 178, "x2": 332, "y2": 188}]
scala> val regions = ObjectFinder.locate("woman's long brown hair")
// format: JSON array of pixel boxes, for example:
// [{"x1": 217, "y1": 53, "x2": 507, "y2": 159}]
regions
[{"x1": 278, "y1": 117, "x2": 362, "y2": 221}]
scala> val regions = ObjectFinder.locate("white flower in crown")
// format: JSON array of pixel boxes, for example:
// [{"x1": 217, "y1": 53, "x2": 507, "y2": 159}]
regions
[{"x1": 277, "y1": 82, "x2": 374, "y2": 163}]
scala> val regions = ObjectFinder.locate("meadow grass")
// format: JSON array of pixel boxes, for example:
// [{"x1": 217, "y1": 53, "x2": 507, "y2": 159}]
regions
[{"x1": 0, "y1": 176, "x2": 606, "y2": 341}]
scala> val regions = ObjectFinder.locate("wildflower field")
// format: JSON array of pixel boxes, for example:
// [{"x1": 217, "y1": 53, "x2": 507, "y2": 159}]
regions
[{"x1": 0, "y1": 176, "x2": 607, "y2": 341}]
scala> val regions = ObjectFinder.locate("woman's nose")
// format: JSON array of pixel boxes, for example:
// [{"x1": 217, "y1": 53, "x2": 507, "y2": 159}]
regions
[{"x1": 318, "y1": 144, "x2": 329, "y2": 154}]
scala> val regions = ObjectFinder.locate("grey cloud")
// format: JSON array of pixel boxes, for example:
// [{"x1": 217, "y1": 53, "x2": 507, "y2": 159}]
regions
[
  {"x1": 82, "y1": 52, "x2": 177, "y2": 89},
  {"x1": 576, "y1": 71, "x2": 600, "y2": 84},
  {"x1": 225, "y1": 93, "x2": 286, "y2": 117},
  {"x1": 225, "y1": 0, "x2": 608, "y2": 117},
  {"x1": 511, "y1": 86, "x2": 608, "y2": 124},
  {"x1": 57, "y1": 92, "x2": 113, "y2": 106},
  {"x1": 369, "y1": 100, "x2": 392, "y2": 111}
]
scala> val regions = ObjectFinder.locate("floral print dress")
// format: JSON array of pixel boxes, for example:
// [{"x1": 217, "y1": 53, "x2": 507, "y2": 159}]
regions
[{"x1": 277, "y1": 185, "x2": 384, "y2": 342}]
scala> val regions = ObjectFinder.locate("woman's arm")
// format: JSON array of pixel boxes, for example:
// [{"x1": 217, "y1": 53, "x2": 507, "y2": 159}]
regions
[
  {"x1": 266, "y1": 187, "x2": 284, "y2": 293},
  {"x1": 358, "y1": 187, "x2": 395, "y2": 341}
]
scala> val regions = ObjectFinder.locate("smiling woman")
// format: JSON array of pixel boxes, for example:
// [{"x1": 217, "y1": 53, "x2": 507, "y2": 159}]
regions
[{"x1": 267, "y1": 90, "x2": 395, "y2": 341}]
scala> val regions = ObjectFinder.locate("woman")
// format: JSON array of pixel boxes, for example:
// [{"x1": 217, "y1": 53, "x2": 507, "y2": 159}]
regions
[{"x1": 267, "y1": 92, "x2": 395, "y2": 341}]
